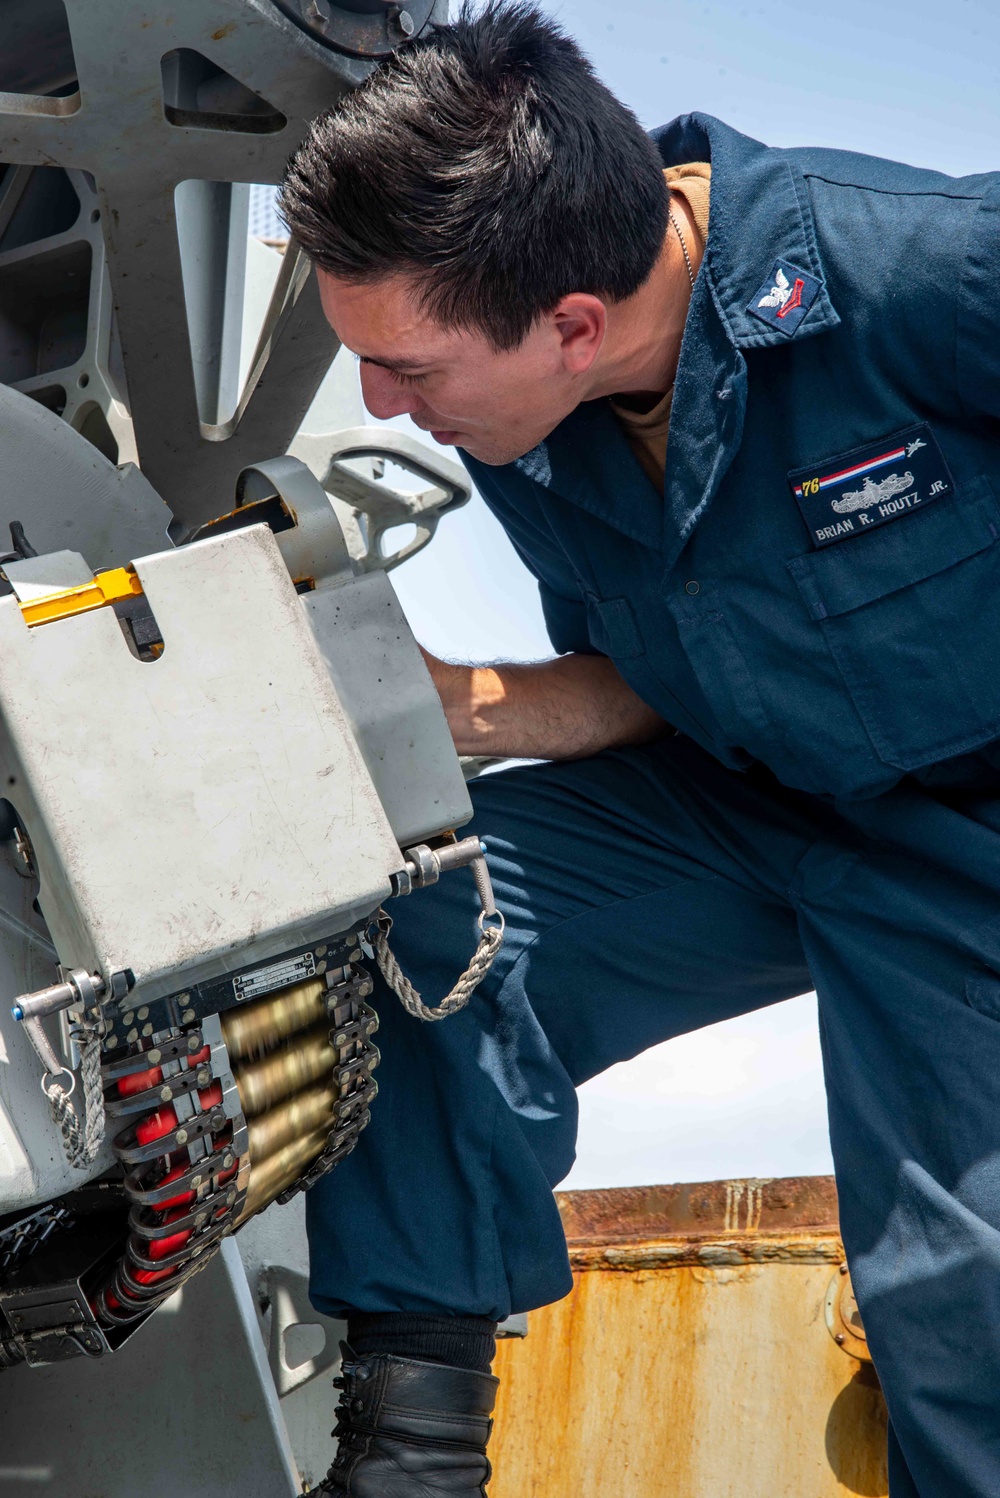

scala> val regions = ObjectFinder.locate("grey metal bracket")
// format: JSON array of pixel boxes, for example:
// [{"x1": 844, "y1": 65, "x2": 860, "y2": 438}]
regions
[
  {"x1": 497, "y1": 1312, "x2": 529, "y2": 1339},
  {"x1": 260, "y1": 1264, "x2": 345, "y2": 1398},
  {"x1": 291, "y1": 425, "x2": 472, "y2": 573},
  {"x1": 235, "y1": 453, "x2": 356, "y2": 590}
]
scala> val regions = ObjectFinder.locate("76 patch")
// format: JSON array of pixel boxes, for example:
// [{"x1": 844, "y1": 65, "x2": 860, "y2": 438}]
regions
[{"x1": 788, "y1": 424, "x2": 953, "y2": 548}]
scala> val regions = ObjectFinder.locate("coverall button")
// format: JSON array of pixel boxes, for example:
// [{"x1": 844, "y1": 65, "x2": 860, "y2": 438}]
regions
[{"x1": 685, "y1": 580, "x2": 700, "y2": 595}]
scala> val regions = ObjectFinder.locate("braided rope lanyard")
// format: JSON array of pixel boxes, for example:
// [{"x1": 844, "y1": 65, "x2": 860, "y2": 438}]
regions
[
  {"x1": 373, "y1": 852, "x2": 505, "y2": 1022},
  {"x1": 23, "y1": 1011, "x2": 106, "y2": 1171}
]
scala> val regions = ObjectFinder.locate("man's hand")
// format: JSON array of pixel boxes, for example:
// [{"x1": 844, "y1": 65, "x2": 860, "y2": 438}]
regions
[{"x1": 420, "y1": 648, "x2": 670, "y2": 760}]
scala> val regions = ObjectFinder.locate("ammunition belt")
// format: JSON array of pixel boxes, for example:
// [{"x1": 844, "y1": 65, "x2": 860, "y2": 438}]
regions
[
  {"x1": 0, "y1": 928, "x2": 381, "y2": 1366},
  {"x1": 95, "y1": 931, "x2": 380, "y2": 1328}
]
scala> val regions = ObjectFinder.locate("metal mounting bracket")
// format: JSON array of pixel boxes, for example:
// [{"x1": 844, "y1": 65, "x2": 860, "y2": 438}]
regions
[
  {"x1": 290, "y1": 425, "x2": 472, "y2": 573},
  {"x1": 260, "y1": 1264, "x2": 345, "y2": 1398}
]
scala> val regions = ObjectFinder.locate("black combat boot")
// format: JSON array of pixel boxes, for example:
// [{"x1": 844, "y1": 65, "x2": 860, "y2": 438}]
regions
[{"x1": 319, "y1": 1343, "x2": 498, "y2": 1496}]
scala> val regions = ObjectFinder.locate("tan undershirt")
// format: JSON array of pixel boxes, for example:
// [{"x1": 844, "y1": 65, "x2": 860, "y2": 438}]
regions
[{"x1": 609, "y1": 163, "x2": 711, "y2": 495}]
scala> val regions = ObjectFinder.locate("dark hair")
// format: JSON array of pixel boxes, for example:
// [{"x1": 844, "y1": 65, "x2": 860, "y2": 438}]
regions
[{"x1": 279, "y1": 0, "x2": 668, "y2": 350}]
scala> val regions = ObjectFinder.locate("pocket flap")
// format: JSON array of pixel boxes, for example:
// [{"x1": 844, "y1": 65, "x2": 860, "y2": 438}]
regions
[
  {"x1": 586, "y1": 595, "x2": 646, "y2": 658},
  {"x1": 786, "y1": 481, "x2": 999, "y2": 620}
]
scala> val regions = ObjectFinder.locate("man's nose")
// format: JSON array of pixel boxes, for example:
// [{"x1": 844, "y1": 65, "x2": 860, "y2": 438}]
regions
[{"x1": 359, "y1": 364, "x2": 420, "y2": 421}]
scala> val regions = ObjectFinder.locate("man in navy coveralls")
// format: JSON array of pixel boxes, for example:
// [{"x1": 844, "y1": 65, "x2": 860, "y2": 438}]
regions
[{"x1": 280, "y1": 4, "x2": 1000, "y2": 1493}]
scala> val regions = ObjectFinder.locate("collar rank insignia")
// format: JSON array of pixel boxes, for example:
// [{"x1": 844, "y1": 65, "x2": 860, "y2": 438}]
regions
[
  {"x1": 748, "y1": 259, "x2": 821, "y2": 336},
  {"x1": 788, "y1": 423, "x2": 954, "y2": 548}
]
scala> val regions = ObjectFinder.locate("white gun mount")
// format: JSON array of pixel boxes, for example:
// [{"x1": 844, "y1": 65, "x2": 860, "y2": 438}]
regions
[{"x1": 0, "y1": 381, "x2": 476, "y2": 1369}]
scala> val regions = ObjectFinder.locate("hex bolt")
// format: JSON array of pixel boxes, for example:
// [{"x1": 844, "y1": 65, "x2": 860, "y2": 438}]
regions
[
  {"x1": 175, "y1": 1127, "x2": 189, "y2": 1145},
  {"x1": 398, "y1": 9, "x2": 415, "y2": 34}
]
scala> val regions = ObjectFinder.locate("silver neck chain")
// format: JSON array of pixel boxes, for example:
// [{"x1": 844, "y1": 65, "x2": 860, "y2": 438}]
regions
[{"x1": 668, "y1": 204, "x2": 696, "y2": 292}]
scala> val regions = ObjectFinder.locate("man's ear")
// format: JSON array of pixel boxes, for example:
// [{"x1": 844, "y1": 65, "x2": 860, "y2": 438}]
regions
[{"x1": 549, "y1": 293, "x2": 607, "y2": 375}]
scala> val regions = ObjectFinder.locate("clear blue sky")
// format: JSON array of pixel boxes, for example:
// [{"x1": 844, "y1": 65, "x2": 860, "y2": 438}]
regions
[
  {"x1": 539, "y1": 0, "x2": 1000, "y2": 172},
  {"x1": 379, "y1": 0, "x2": 1000, "y2": 1188}
]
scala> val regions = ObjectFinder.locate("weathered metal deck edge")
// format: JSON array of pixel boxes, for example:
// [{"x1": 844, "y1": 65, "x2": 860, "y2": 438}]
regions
[{"x1": 557, "y1": 1175, "x2": 843, "y2": 1270}]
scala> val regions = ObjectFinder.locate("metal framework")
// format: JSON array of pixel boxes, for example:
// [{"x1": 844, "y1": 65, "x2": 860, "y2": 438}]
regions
[{"x1": 0, "y1": 0, "x2": 448, "y2": 534}]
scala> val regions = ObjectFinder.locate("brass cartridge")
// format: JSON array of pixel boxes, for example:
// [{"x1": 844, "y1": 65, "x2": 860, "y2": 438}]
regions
[
  {"x1": 246, "y1": 1083, "x2": 337, "y2": 1164},
  {"x1": 232, "y1": 1025, "x2": 336, "y2": 1118},
  {"x1": 238, "y1": 1126, "x2": 331, "y2": 1223},
  {"x1": 221, "y1": 977, "x2": 328, "y2": 1062}
]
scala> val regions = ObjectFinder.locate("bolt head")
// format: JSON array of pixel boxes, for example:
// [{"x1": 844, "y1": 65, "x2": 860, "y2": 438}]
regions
[
  {"x1": 175, "y1": 1127, "x2": 188, "y2": 1145},
  {"x1": 835, "y1": 1332, "x2": 845, "y2": 1345},
  {"x1": 398, "y1": 9, "x2": 416, "y2": 35}
]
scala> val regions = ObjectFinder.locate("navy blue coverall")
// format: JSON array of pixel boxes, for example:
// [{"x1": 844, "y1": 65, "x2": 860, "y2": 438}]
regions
[{"x1": 308, "y1": 114, "x2": 1000, "y2": 1495}]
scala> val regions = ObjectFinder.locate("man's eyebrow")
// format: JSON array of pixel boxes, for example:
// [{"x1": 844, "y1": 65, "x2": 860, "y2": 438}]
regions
[{"x1": 355, "y1": 353, "x2": 430, "y2": 374}]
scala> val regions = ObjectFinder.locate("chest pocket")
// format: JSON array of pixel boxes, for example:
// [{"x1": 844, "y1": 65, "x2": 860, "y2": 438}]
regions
[{"x1": 787, "y1": 479, "x2": 1000, "y2": 771}]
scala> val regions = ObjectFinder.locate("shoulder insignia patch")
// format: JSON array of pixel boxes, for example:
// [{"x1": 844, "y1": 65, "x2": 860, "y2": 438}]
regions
[
  {"x1": 788, "y1": 423, "x2": 953, "y2": 548},
  {"x1": 748, "y1": 260, "x2": 822, "y2": 336}
]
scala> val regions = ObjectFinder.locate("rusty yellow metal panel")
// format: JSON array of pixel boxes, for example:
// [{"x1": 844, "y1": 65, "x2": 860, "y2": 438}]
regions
[{"x1": 491, "y1": 1177, "x2": 888, "y2": 1498}]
